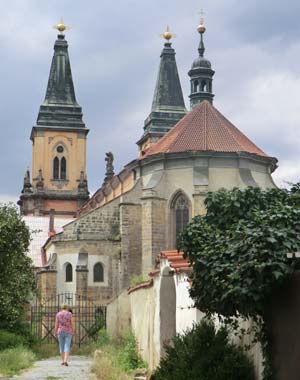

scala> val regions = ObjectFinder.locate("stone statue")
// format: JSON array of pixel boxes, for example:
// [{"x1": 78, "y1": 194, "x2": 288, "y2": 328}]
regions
[{"x1": 103, "y1": 152, "x2": 114, "y2": 185}]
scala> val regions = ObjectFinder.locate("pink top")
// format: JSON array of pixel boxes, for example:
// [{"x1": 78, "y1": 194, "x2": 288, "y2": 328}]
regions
[{"x1": 56, "y1": 310, "x2": 73, "y2": 335}]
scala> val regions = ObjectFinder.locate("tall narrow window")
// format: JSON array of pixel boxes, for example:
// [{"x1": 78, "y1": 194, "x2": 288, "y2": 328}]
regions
[
  {"x1": 175, "y1": 195, "x2": 189, "y2": 241},
  {"x1": 65, "y1": 263, "x2": 73, "y2": 282},
  {"x1": 193, "y1": 80, "x2": 199, "y2": 93},
  {"x1": 53, "y1": 157, "x2": 59, "y2": 179},
  {"x1": 61, "y1": 157, "x2": 66, "y2": 180},
  {"x1": 93, "y1": 263, "x2": 104, "y2": 283},
  {"x1": 201, "y1": 80, "x2": 207, "y2": 92}
]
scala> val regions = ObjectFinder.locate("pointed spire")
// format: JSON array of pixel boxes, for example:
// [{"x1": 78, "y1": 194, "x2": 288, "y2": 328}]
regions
[
  {"x1": 137, "y1": 26, "x2": 186, "y2": 150},
  {"x1": 36, "y1": 22, "x2": 85, "y2": 129},
  {"x1": 188, "y1": 16, "x2": 215, "y2": 108}
]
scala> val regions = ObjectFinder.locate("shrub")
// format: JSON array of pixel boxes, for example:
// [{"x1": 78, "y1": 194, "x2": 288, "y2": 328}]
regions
[
  {"x1": 0, "y1": 346, "x2": 36, "y2": 376},
  {"x1": 0, "y1": 330, "x2": 26, "y2": 351},
  {"x1": 154, "y1": 319, "x2": 254, "y2": 380},
  {"x1": 119, "y1": 331, "x2": 146, "y2": 371}
]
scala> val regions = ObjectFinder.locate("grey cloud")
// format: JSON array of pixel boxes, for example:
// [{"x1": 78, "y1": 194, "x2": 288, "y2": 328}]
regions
[{"x1": 0, "y1": 1, "x2": 299, "y2": 201}]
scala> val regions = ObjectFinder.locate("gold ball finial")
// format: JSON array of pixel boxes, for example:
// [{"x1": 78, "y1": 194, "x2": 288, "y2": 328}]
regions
[
  {"x1": 197, "y1": 9, "x2": 206, "y2": 34},
  {"x1": 53, "y1": 18, "x2": 70, "y2": 34},
  {"x1": 160, "y1": 25, "x2": 176, "y2": 41}
]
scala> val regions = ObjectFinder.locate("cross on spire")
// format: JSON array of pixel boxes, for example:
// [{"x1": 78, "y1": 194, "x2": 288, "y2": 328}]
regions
[{"x1": 53, "y1": 18, "x2": 70, "y2": 34}]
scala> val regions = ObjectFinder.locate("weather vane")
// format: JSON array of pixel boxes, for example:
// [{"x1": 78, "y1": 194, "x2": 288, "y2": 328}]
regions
[
  {"x1": 53, "y1": 18, "x2": 70, "y2": 34},
  {"x1": 160, "y1": 25, "x2": 176, "y2": 42}
]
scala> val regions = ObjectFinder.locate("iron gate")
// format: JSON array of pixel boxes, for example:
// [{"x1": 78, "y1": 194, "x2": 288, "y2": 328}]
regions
[{"x1": 31, "y1": 293, "x2": 106, "y2": 347}]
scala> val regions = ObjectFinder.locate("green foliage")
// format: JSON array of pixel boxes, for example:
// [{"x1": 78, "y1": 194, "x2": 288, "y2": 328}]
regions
[
  {"x1": 118, "y1": 330, "x2": 146, "y2": 371},
  {"x1": 154, "y1": 319, "x2": 254, "y2": 380},
  {"x1": 178, "y1": 186, "x2": 300, "y2": 379},
  {"x1": 0, "y1": 204, "x2": 35, "y2": 330},
  {"x1": 0, "y1": 346, "x2": 36, "y2": 376},
  {"x1": 91, "y1": 330, "x2": 145, "y2": 380},
  {"x1": 130, "y1": 275, "x2": 148, "y2": 287},
  {"x1": 0, "y1": 330, "x2": 26, "y2": 351}
]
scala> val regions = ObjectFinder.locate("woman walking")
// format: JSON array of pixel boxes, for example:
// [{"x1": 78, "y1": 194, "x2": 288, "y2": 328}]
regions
[{"x1": 54, "y1": 303, "x2": 75, "y2": 366}]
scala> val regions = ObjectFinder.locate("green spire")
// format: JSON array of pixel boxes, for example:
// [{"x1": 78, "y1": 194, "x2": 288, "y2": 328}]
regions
[
  {"x1": 36, "y1": 33, "x2": 85, "y2": 129},
  {"x1": 138, "y1": 29, "x2": 186, "y2": 146},
  {"x1": 188, "y1": 20, "x2": 215, "y2": 108}
]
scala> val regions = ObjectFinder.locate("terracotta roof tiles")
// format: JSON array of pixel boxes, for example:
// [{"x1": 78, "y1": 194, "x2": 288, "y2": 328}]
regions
[
  {"x1": 142, "y1": 100, "x2": 268, "y2": 158},
  {"x1": 160, "y1": 250, "x2": 191, "y2": 273}
]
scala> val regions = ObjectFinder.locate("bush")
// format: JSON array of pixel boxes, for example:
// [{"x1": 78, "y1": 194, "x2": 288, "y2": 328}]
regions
[
  {"x1": 119, "y1": 331, "x2": 146, "y2": 371},
  {"x1": 154, "y1": 319, "x2": 254, "y2": 380},
  {"x1": 0, "y1": 330, "x2": 26, "y2": 351},
  {"x1": 0, "y1": 346, "x2": 36, "y2": 376}
]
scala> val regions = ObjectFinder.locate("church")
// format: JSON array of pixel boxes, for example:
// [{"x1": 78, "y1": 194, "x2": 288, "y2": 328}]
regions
[{"x1": 19, "y1": 16, "x2": 277, "y2": 346}]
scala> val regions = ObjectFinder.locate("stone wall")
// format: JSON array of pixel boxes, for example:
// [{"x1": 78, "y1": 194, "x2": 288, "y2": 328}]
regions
[
  {"x1": 36, "y1": 269, "x2": 57, "y2": 300},
  {"x1": 106, "y1": 290, "x2": 131, "y2": 337},
  {"x1": 129, "y1": 285, "x2": 160, "y2": 370},
  {"x1": 141, "y1": 194, "x2": 167, "y2": 275},
  {"x1": 120, "y1": 202, "x2": 142, "y2": 288},
  {"x1": 54, "y1": 197, "x2": 120, "y2": 241}
]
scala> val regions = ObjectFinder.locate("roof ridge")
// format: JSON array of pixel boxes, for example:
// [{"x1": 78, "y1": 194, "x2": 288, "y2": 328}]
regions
[{"x1": 211, "y1": 104, "x2": 267, "y2": 155}]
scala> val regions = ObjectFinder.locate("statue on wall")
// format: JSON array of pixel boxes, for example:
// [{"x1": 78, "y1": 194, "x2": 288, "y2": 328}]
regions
[{"x1": 103, "y1": 152, "x2": 114, "y2": 185}]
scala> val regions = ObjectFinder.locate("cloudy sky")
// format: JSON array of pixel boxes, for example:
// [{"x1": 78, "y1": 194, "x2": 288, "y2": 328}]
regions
[{"x1": 0, "y1": 0, "x2": 299, "y2": 202}]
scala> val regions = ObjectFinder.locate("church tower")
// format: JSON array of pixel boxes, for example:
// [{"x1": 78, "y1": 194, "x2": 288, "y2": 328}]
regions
[
  {"x1": 19, "y1": 21, "x2": 89, "y2": 217},
  {"x1": 137, "y1": 26, "x2": 186, "y2": 154},
  {"x1": 188, "y1": 18, "x2": 215, "y2": 108}
]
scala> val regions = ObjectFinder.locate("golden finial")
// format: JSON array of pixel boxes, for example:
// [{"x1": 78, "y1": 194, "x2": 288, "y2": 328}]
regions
[
  {"x1": 160, "y1": 25, "x2": 176, "y2": 41},
  {"x1": 53, "y1": 18, "x2": 70, "y2": 34},
  {"x1": 197, "y1": 9, "x2": 206, "y2": 34}
]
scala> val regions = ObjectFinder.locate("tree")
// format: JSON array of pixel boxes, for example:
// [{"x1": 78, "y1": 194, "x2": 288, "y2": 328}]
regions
[
  {"x1": 0, "y1": 204, "x2": 35, "y2": 329},
  {"x1": 179, "y1": 186, "x2": 300, "y2": 379}
]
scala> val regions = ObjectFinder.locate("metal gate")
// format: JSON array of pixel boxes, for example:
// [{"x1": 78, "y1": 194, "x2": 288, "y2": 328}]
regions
[{"x1": 31, "y1": 293, "x2": 106, "y2": 347}]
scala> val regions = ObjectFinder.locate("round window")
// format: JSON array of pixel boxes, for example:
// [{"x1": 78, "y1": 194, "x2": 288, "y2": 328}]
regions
[{"x1": 57, "y1": 145, "x2": 64, "y2": 153}]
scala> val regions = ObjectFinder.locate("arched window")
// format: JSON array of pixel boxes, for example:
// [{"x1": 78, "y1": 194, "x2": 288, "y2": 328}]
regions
[
  {"x1": 169, "y1": 190, "x2": 191, "y2": 249},
  {"x1": 53, "y1": 157, "x2": 59, "y2": 179},
  {"x1": 93, "y1": 263, "x2": 104, "y2": 283},
  {"x1": 193, "y1": 80, "x2": 199, "y2": 93},
  {"x1": 52, "y1": 156, "x2": 67, "y2": 180},
  {"x1": 65, "y1": 263, "x2": 73, "y2": 282},
  {"x1": 174, "y1": 195, "x2": 189, "y2": 242},
  {"x1": 61, "y1": 157, "x2": 66, "y2": 180},
  {"x1": 201, "y1": 80, "x2": 207, "y2": 92}
]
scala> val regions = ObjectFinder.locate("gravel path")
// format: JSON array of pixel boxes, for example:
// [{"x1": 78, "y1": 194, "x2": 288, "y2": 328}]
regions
[{"x1": 8, "y1": 356, "x2": 95, "y2": 380}]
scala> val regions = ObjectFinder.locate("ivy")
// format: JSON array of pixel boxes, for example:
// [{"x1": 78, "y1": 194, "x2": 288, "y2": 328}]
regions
[{"x1": 179, "y1": 186, "x2": 300, "y2": 380}]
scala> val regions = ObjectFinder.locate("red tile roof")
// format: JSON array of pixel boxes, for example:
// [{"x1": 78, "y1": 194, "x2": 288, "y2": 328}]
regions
[
  {"x1": 160, "y1": 250, "x2": 191, "y2": 273},
  {"x1": 142, "y1": 100, "x2": 268, "y2": 158}
]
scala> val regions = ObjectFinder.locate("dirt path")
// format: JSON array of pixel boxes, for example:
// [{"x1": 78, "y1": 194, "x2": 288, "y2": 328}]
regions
[{"x1": 9, "y1": 356, "x2": 95, "y2": 380}]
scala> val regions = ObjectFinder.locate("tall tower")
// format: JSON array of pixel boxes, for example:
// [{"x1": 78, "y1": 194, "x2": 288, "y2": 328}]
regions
[
  {"x1": 19, "y1": 21, "x2": 89, "y2": 217},
  {"x1": 188, "y1": 17, "x2": 215, "y2": 109},
  {"x1": 138, "y1": 26, "x2": 186, "y2": 154}
]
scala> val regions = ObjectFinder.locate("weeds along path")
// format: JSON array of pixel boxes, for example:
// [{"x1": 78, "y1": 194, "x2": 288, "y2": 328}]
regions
[{"x1": 9, "y1": 356, "x2": 95, "y2": 380}]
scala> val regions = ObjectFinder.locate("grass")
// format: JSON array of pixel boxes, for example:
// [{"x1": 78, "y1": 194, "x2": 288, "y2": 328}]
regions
[
  {"x1": 130, "y1": 275, "x2": 148, "y2": 287},
  {"x1": 0, "y1": 346, "x2": 36, "y2": 376},
  {"x1": 91, "y1": 330, "x2": 147, "y2": 380},
  {"x1": 32, "y1": 342, "x2": 58, "y2": 359}
]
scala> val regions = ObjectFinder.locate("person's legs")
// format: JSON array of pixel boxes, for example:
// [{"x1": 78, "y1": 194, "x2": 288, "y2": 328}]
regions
[
  {"x1": 57, "y1": 333, "x2": 65, "y2": 364},
  {"x1": 63, "y1": 334, "x2": 72, "y2": 364}
]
